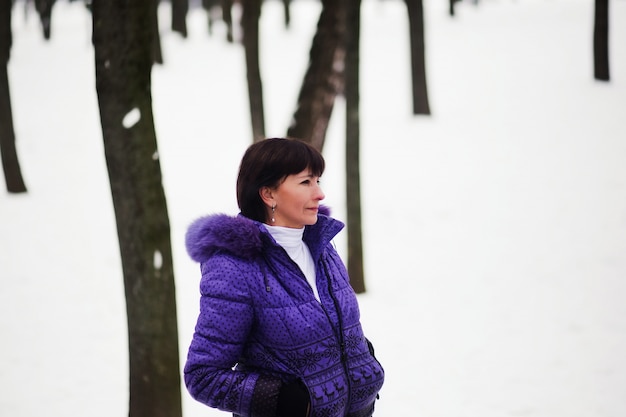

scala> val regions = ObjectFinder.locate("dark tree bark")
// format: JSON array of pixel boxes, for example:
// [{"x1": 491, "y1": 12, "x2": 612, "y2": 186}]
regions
[
  {"x1": 92, "y1": 2, "x2": 182, "y2": 417},
  {"x1": 344, "y1": 0, "x2": 365, "y2": 293},
  {"x1": 222, "y1": 0, "x2": 234, "y2": 43},
  {"x1": 202, "y1": 0, "x2": 217, "y2": 35},
  {"x1": 151, "y1": 0, "x2": 163, "y2": 64},
  {"x1": 593, "y1": 0, "x2": 610, "y2": 81},
  {"x1": 449, "y1": 0, "x2": 460, "y2": 17},
  {"x1": 34, "y1": 0, "x2": 55, "y2": 40},
  {"x1": 202, "y1": 0, "x2": 234, "y2": 41},
  {"x1": 405, "y1": 0, "x2": 430, "y2": 115},
  {"x1": 0, "y1": 0, "x2": 27, "y2": 193},
  {"x1": 172, "y1": 0, "x2": 189, "y2": 38},
  {"x1": 282, "y1": 0, "x2": 292, "y2": 28},
  {"x1": 242, "y1": 0, "x2": 266, "y2": 142},
  {"x1": 287, "y1": 0, "x2": 346, "y2": 151}
]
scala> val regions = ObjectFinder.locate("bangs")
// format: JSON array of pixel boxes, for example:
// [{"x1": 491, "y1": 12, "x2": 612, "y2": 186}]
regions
[
  {"x1": 263, "y1": 139, "x2": 325, "y2": 184},
  {"x1": 290, "y1": 142, "x2": 325, "y2": 177}
]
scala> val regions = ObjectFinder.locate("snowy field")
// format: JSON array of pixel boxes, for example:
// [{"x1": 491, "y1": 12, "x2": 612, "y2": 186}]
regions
[{"x1": 1, "y1": 0, "x2": 626, "y2": 416}]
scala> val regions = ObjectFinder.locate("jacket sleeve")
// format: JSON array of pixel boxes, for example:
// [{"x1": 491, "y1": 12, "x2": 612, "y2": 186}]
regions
[{"x1": 184, "y1": 255, "x2": 281, "y2": 417}]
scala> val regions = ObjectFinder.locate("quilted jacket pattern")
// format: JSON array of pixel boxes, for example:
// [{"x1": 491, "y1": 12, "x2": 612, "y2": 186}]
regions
[{"x1": 184, "y1": 209, "x2": 384, "y2": 417}]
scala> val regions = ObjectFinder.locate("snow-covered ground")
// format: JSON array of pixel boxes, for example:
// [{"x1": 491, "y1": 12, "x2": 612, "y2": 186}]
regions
[{"x1": 2, "y1": 0, "x2": 625, "y2": 416}]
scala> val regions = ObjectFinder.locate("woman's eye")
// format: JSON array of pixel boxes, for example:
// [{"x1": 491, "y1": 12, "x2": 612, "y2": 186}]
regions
[{"x1": 301, "y1": 177, "x2": 320, "y2": 185}]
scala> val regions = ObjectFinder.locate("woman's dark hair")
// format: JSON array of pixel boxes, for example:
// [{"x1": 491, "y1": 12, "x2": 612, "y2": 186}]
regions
[{"x1": 237, "y1": 137, "x2": 325, "y2": 222}]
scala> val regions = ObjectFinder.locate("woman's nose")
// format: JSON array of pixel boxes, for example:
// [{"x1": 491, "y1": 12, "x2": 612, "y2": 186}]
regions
[{"x1": 315, "y1": 185, "x2": 325, "y2": 201}]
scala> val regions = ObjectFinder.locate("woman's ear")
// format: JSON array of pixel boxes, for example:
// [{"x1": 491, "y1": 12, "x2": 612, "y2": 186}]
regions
[{"x1": 259, "y1": 186, "x2": 274, "y2": 206}]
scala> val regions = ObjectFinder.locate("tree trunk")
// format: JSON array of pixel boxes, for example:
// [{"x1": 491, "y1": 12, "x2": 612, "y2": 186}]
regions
[
  {"x1": 287, "y1": 0, "x2": 346, "y2": 151},
  {"x1": 34, "y1": 0, "x2": 55, "y2": 40},
  {"x1": 172, "y1": 0, "x2": 188, "y2": 38},
  {"x1": 282, "y1": 0, "x2": 292, "y2": 28},
  {"x1": 0, "y1": 0, "x2": 27, "y2": 193},
  {"x1": 92, "y1": 2, "x2": 182, "y2": 417},
  {"x1": 593, "y1": 0, "x2": 610, "y2": 81},
  {"x1": 202, "y1": 0, "x2": 214, "y2": 35},
  {"x1": 405, "y1": 0, "x2": 430, "y2": 115},
  {"x1": 222, "y1": 0, "x2": 234, "y2": 43},
  {"x1": 449, "y1": 0, "x2": 459, "y2": 17},
  {"x1": 0, "y1": 68, "x2": 27, "y2": 193},
  {"x1": 344, "y1": 0, "x2": 365, "y2": 293},
  {"x1": 242, "y1": 0, "x2": 266, "y2": 142},
  {"x1": 151, "y1": 0, "x2": 163, "y2": 64}
]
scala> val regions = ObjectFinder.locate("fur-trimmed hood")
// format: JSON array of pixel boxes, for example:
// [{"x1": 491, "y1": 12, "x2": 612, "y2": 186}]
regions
[{"x1": 185, "y1": 205, "x2": 342, "y2": 263}]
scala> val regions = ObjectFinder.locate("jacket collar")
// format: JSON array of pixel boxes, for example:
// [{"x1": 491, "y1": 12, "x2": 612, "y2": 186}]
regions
[{"x1": 185, "y1": 205, "x2": 343, "y2": 263}]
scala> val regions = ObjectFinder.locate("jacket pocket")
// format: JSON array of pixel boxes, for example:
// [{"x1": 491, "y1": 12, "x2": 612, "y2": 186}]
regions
[{"x1": 365, "y1": 338, "x2": 384, "y2": 374}]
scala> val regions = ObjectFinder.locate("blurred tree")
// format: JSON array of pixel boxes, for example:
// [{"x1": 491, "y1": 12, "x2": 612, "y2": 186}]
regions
[
  {"x1": 449, "y1": 0, "x2": 460, "y2": 17},
  {"x1": 286, "y1": 0, "x2": 367, "y2": 292},
  {"x1": 223, "y1": 0, "x2": 235, "y2": 42},
  {"x1": 593, "y1": 0, "x2": 609, "y2": 81},
  {"x1": 203, "y1": 0, "x2": 235, "y2": 42},
  {"x1": 34, "y1": 0, "x2": 55, "y2": 39},
  {"x1": 282, "y1": 0, "x2": 292, "y2": 28},
  {"x1": 405, "y1": 0, "x2": 430, "y2": 115},
  {"x1": 1, "y1": 0, "x2": 27, "y2": 193},
  {"x1": 92, "y1": 1, "x2": 182, "y2": 417},
  {"x1": 151, "y1": 0, "x2": 163, "y2": 64},
  {"x1": 172, "y1": 0, "x2": 188, "y2": 38},
  {"x1": 242, "y1": 0, "x2": 266, "y2": 141},
  {"x1": 287, "y1": 0, "x2": 345, "y2": 151},
  {"x1": 202, "y1": 0, "x2": 216, "y2": 34},
  {"x1": 344, "y1": 0, "x2": 365, "y2": 293}
]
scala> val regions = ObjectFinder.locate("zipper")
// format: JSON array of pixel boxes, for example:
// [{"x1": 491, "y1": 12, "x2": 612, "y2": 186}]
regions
[
  {"x1": 265, "y1": 245, "x2": 353, "y2": 415},
  {"x1": 322, "y1": 259, "x2": 352, "y2": 416},
  {"x1": 286, "y1": 254, "x2": 352, "y2": 416}
]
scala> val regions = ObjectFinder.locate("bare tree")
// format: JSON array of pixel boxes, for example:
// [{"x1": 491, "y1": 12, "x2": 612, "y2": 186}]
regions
[
  {"x1": 282, "y1": 0, "x2": 292, "y2": 28},
  {"x1": 202, "y1": 0, "x2": 217, "y2": 35},
  {"x1": 405, "y1": 0, "x2": 430, "y2": 115},
  {"x1": 286, "y1": 0, "x2": 367, "y2": 292},
  {"x1": 242, "y1": 0, "x2": 266, "y2": 141},
  {"x1": 223, "y1": 0, "x2": 235, "y2": 42},
  {"x1": 172, "y1": 0, "x2": 188, "y2": 38},
  {"x1": 151, "y1": 0, "x2": 163, "y2": 64},
  {"x1": 34, "y1": 0, "x2": 55, "y2": 39},
  {"x1": 593, "y1": 0, "x2": 609, "y2": 81},
  {"x1": 449, "y1": 0, "x2": 460, "y2": 17},
  {"x1": 287, "y1": 0, "x2": 346, "y2": 151},
  {"x1": 344, "y1": 0, "x2": 365, "y2": 293},
  {"x1": 0, "y1": 0, "x2": 27, "y2": 193},
  {"x1": 92, "y1": 1, "x2": 182, "y2": 417},
  {"x1": 201, "y1": 0, "x2": 236, "y2": 42}
]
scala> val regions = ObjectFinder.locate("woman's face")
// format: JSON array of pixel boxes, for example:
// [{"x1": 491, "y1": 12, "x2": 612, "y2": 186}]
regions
[{"x1": 266, "y1": 169, "x2": 325, "y2": 228}]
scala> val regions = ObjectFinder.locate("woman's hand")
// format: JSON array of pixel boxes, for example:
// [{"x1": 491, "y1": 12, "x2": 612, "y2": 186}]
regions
[{"x1": 276, "y1": 379, "x2": 310, "y2": 417}]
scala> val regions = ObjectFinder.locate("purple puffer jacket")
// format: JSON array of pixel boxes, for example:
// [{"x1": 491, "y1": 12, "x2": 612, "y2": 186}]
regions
[{"x1": 184, "y1": 208, "x2": 384, "y2": 417}]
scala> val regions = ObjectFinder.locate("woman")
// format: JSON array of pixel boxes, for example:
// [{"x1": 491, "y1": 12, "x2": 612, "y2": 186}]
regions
[{"x1": 184, "y1": 138, "x2": 384, "y2": 417}]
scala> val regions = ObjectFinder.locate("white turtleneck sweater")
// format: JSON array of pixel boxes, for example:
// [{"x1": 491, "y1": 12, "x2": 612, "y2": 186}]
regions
[{"x1": 263, "y1": 224, "x2": 320, "y2": 301}]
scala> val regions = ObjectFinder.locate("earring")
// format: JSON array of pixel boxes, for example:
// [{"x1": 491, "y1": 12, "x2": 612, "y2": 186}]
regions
[{"x1": 271, "y1": 203, "x2": 276, "y2": 223}]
